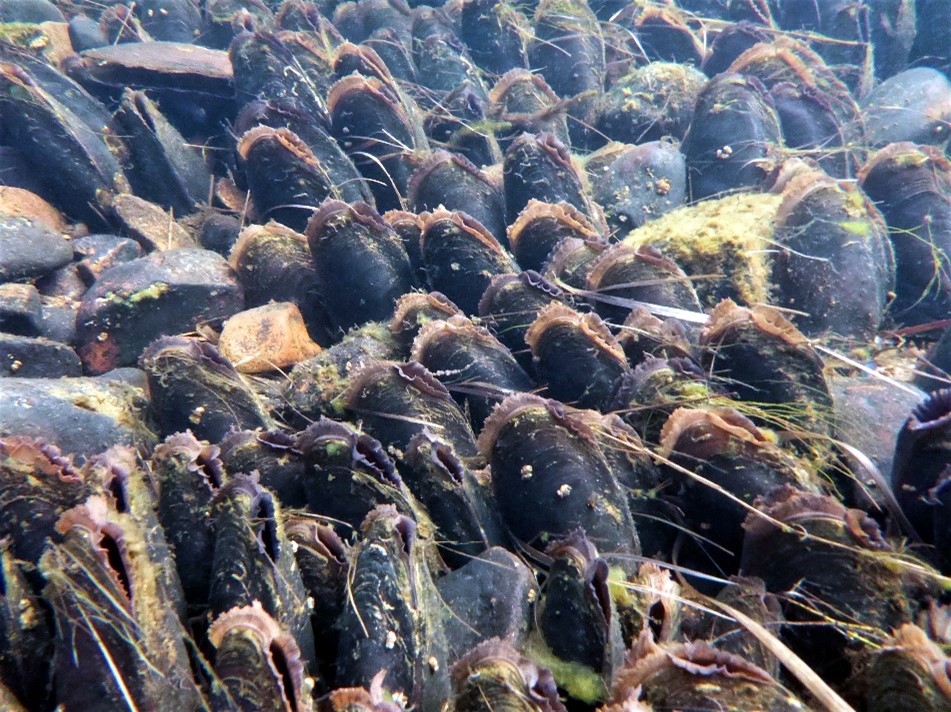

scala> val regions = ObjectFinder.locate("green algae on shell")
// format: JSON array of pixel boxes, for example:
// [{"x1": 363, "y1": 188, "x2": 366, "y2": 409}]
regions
[{"x1": 622, "y1": 191, "x2": 783, "y2": 308}]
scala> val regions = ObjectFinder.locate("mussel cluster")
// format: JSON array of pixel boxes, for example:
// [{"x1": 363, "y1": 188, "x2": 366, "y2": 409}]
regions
[{"x1": 2, "y1": 0, "x2": 951, "y2": 710}]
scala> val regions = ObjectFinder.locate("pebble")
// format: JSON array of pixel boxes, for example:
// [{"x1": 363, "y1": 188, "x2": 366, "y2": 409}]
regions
[
  {"x1": 0, "y1": 218, "x2": 72, "y2": 283},
  {"x1": 217, "y1": 302, "x2": 323, "y2": 374}
]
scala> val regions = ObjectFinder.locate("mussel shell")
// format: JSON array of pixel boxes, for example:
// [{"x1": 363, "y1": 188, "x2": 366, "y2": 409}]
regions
[
  {"x1": 296, "y1": 418, "x2": 417, "y2": 534},
  {"x1": 341, "y1": 360, "x2": 479, "y2": 458},
  {"x1": 772, "y1": 169, "x2": 894, "y2": 338},
  {"x1": 422, "y1": 81, "x2": 501, "y2": 168},
  {"x1": 503, "y1": 132, "x2": 600, "y2": 227},
  {"x1": 412, "y1": 315, "x2": 533, "y2": 430},
  {"x1": 586, "y1": 243, "x2": 702, "y2": 325},
  {"x1": 459, "y1": 0, "x2": 529, "y2": 76},
  {"x1": 478, "y1": 270, "x2": 568, "y2": 371},
  {"x1": 488, "y1": 69, "x2": 570, "y2": 150},
  {"x1": 681, "y1": 73, "x2": 782, "y2": 201},
  {"x1": 858, "y1": 142, "x2": 951, "y2": 325},
  {"x1": 306, "y1": 199, "x2": 416, "y2": 332},
  {"x1": 478, "y1": 394, "x2": 639, "y2": 555},
  {"x1": 389, "y1": 291, "x2": 463, "y2": 352},
  {"x1": 408, "y1": 151, "x2": 506, "y2": 246},
  {"x1": 400, "y1": 431, "x2": 505, "y2": 568},
  {"x1": 219, "y1": 429, "x2": 309, "y2": 508},
  {"x1": 419, "y1": 209, "x2": 518, "y2": 314},
  {"x1": 526, "y1": 302, "x2": 629, "y2": 412}
]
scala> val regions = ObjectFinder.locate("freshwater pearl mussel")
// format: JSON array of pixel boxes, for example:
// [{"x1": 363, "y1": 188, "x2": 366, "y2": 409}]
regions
[{"x1": 1, "y1": 0, "x2": 951, "y2": 710}]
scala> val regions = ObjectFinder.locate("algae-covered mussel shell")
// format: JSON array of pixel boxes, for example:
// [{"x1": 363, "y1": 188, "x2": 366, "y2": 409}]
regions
[
  {"x1": 336, "y1": 505, "x2": 449, "y2": 710},
  {"x1": 772, "y1": 167, "x2": 894, "y2": 339},
  {"x1": 508, "y1": 200, "x2": 602, "y2": 273},
  {"x1": 411, "y1": 314, "x2": 533, "y2": 430},
  {"x1": 399, "y1": 430, "x2": 505, "y2": 568},
  {"x1": 341, "y1": 360, "x2": 479, "y2": 458},
  {"x1": 525, "y1": 302, "x2": 629, "y2": 412},
  {"x1": 740, "y1": 485, "x2": 920, "y2": 684},
  {"x1": 141, "y1": 336, "x2": 275, "y2": 442},
  {"x1": 530, "y1": 530, "x2": 623, "y2": 704},
  {"x1": 208, "y1": 600, "x2": 315, "y2": 712},
  {"x1": 459, "y1": 0, "x2": 530, "y2": 77},
  {"x1": 306, "y1": 199, "x2": 417, "y2": 333},
  {"x1": 451, "y1": 639, "x2": 566, "y2": 712},
  {"x1": 859, "y1": 142, "x2": 951, "y2": 326},
  {"x1": 419, "y1": 208, "x2": 518, "y2": 314},
  {"x1": 487, "y1": 69, "x2": 570, "y2": 151},
  {"x1": 0, "y1": 437, "x2": 90, "y2": 566},
  {"x1": 151, "y1": 431, "x2": 223, "y2": 609},
  {"x1": 478, "y1": 394, "x2": 639, "y2": 556},
  {"x1": 389, "y1": 291, "x2": 463, "y2": 352}
]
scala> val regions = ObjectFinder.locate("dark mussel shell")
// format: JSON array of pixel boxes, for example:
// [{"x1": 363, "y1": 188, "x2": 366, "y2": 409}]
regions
[
  {"x1": 0, "y1": 539, "x2": 51, "y2": 709},
  {"x1": 859, "y1": 142, "x2": 951, "y2": 326},
  {"x1": 543, "y1": 234, "x2": 610, "y2": 291},
  {"x1": 596, "y1": 63, "x2": 705, "y2": 146},
  {"x1": 699, "y1": 300, "x2": 834, "y2": 446},
  {"x1": 419, "y1": 208, "x2": 518, "y2": 314},
  {"x1": 681, "y1": 73, "x2": 782, "y2": 201},
  {"x1": 772, "y1": 167, "x2": 894, "y2": 339},
  {"x1": 0, "y1": 61, "x2": 129, "y2": 228},
  {"x1": 151, "y1": 432, "x2": 223, "y2": 608},
  {"x1": 528, "y1": 0, "x2": 604, "y2": 146},
  {"x1": 389, "y1": 290, "x2": 463, "y2": 352},
  {"x1": 383, "y1": 210, "x2": 425, "y2": 278},
  {"x1": 459, "y1": 0, "x2": 529, "y2": 76},
  {"x1": 531, "y1": 530, "x2": 623, "y2": 703},
  {"x1": 615, "y1": 307, "x2": 693, "y2": 367},
  {"x1": 208, "y1": 601, "x2": 315, "y2": 712},
  {"x1": 408, "y1": 151, "x2": 506, "y2": 246},
  {"x1": 237, "y1": 125, "x2": 342, "y2": 231},
  {"x1": 341, "y1": 360, "x2": 479, "y2": 458},
  {"x1": 41, "y1": 497, "x2": 202, "y2": 711},
  {"x1": 218, "y1": 429, "x2": 308, "y2": 508},
  {"x1": 503, "y1": 132, "x2": 601, "y2": 228},
  {"x1": 525, "y1": 302, "x2": 629, "y2": 412},
  {"x1": 412, "y1": 33, "x2": 486, "y2": 105},
  {"x1": 328, "y1": 74, "x2": 429, "y2": 211},
  {"x1": 111, "y1": 89, "x2": 210, "y2": 216},
  {"x1": 658, "y1": 406, "x2": 817, "y2": 577},
  {"x1": 282, "y1": 322, "x2": 399, "y2": 425},
  {"x1": 585, "y1": 140, "x2": 687, "y2": 236},
  {"x1": 585, "y1": 244, "x2": 702, "y2": 325},
  {"x1": 609, "y1": 633, "x2": 804, "y2": 711},
  {"x1": 295, "y1": 418, "x2": 417, "y2": 534},
  {"x1": 234, "y1": 96, "x2": 374, "y2": 206},
  {"x1": 422, "y1": 81, "x2": 501, "y2": 168},
  {"x1": 478, "y1": 394, "x2": 639, "y2": 556},
  {"x1": 478, "y1": 270, "x2": 569, "y2": 367},
  {"x1": 400, "y1": 431, "x2": 505, "y2": 568},
  {"x1": 141, "y1": 337, "x2": 274, "y2": 442},
  {"x1": 229, "y1": 30, "x2": 334, "y2": 123},
  {"x1": 229, "y1": 222, "x2": 332, "y2": 345},
  {"x1": 768, "y1": 80, "x2": 852, "y2": 178},
  {"x1": 861, "y1": 67, "x2": 951, "y2": 148},
  {"x1": 891, "y1": 389, "x2": 951, "y2": 570},
  {"x1": 0, "y1": 437, "x2": 89, "y2": 566},
  {"x1": 488, "y1": 69, "x2": 570, "y2": 151},
  {"x1": 336, "y1": 505, "x2": 449, "y2": 710},
  {"x1": 451, "y1": 639, "x2": 566, "y2": 712},
  {"x1": 741, "y1": 486, "x2": 914, "y2": 684},
  {"x1": 508, "y1": 200, "x2": 602, "y2": 273},
  {"x1": 619, "y1": 3, "x2": 706, "y2": 66},
  {"x1": 306, "y1": 199, "x2": 416, "y2": 332},
  {"x1": 208, "y1": 475, "x2": 316, "y2": 669},
  {"x1": 411, "y1": 315, "x2": 533, "y2": 430}
]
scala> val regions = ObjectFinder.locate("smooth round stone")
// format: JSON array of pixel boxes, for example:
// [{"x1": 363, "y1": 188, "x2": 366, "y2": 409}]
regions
[
  {"x1": 0, "y1": 218, "x2": 73, "y2": 283},
  {"x1": 0, "y1": 334, "x2": 81, "y2": 377}
]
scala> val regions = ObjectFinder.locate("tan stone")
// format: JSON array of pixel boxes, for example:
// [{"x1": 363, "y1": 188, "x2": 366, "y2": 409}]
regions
[
  {"x1": 0, "y1": 187, "x2": 67, "y2": 233},
  {"x1": 218, "y1": 302, "x2": 322, "y2": 373}
]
